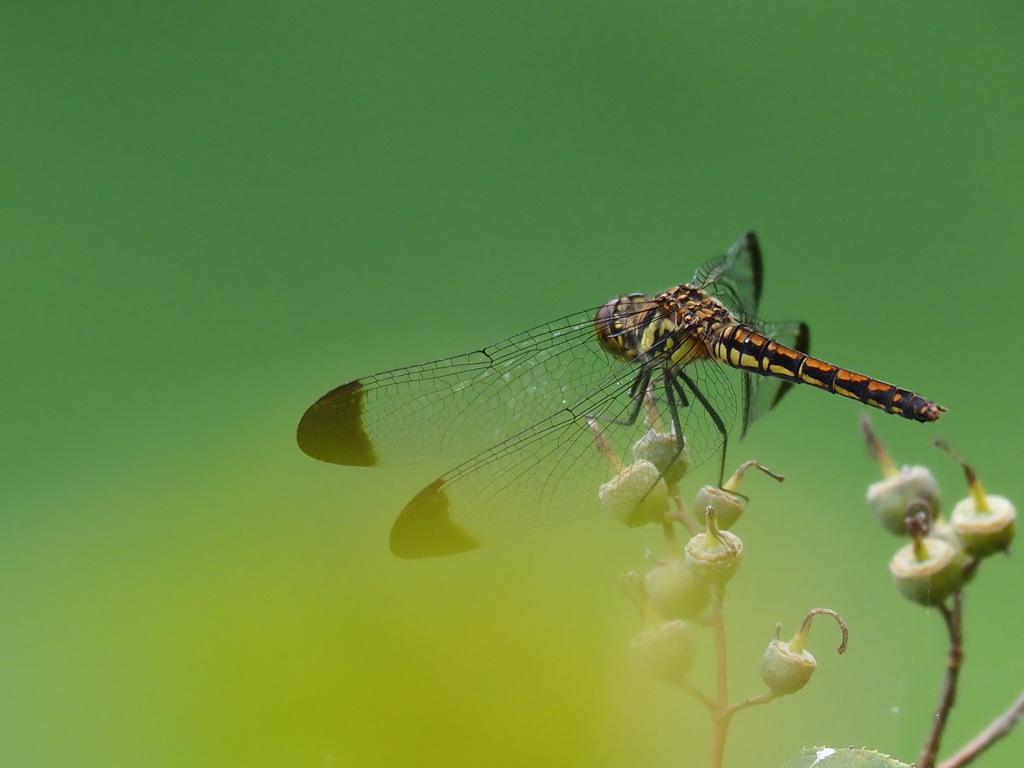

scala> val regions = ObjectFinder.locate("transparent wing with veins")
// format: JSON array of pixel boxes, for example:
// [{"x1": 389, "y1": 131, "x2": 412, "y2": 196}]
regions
[{"x1": 298, "y1": 232, "x2": 798, "y2": 557}]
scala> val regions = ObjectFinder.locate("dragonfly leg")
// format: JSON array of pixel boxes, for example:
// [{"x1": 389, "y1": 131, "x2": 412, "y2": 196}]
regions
[
  {"x1": 587, "y1": 369, "x2": 653, "y2": 428},
  {"x1": 677, "y1": 371, "x2": 730, "y2": 487},
  {"x1": 662, "y1": 370, "x2": 689, "y2": 461}
]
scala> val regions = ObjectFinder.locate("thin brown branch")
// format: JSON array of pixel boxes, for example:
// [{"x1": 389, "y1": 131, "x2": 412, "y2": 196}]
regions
[
  {"x1": 707, "y1": 586, "x2": 730, "y2": 768},
  {"x1": 727, "y1": 691, "x2": 777, "y2": 715},
  {"x1": 937, "y1": 688, "x2": 1024, "y2": 768},
  {"x1": 678, "y1": 678, "x2": 716, "y2": 711},
  {"x1": 918, "y1": 591, "x2": 965, "y2": 768}
]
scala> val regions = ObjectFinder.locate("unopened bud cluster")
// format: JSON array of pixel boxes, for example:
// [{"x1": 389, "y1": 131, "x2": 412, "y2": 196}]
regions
[
  {"x1": 618, "y1": 456, "x2": 842, "y2": 702},
  {"x1": 863, "y1": 424, "x2": 1016, "y2": 607},
  {"x1": 629, "y1": 499, "x2": 743, "y2": 686},
  {"x1": 625, "y1": 462, "x2": 757, "y2": 687}
]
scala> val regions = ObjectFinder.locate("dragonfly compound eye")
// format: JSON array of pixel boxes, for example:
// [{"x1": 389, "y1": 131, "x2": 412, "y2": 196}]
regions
[{"x1": 594, "y1": 293, "x2": 648, "y2": 362}]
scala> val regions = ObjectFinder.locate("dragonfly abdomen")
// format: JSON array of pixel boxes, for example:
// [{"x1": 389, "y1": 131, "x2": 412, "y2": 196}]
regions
[{"x1": 711, "y1": 324, "x2": 943, "y2": 422}]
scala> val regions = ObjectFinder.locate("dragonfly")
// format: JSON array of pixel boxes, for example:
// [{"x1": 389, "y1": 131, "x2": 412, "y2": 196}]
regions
[{"x1": 298, "y1": 232, "x2": 944, "y2": 558}]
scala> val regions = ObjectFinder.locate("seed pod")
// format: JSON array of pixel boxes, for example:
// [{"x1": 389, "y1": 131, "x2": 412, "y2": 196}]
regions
[
  {"x1": 866, "y1": 465, "x2": 941, "y2": 536},
  {"x1": 928, "y1": 518, "x2": 963, "y2": 551},
  {"x1": 890, "y1": 536, "x2": 965, "y2": 606},
  {"x1": 644, "y1": 559, "x2": 711, "y2": 621},
  {"x1": 631, "y1": 620, "x2": 696, "y2": 685},
  {"x1": 599, "y1": 460, "x2": 668, "y2": 527},
  {"x1": 685, "y1": 512, "x2": 742, "y2": 586},
  {"x1": 951, "y1": 494, "x2": 1016, "y2": 558},
  {"x1": 942, "y1": 451, "x2": 1017, "y2": 558},
  {"x1": 760, "y1": 624, "x2": 816, "y2": 695},
  {"x1": 693, "y1": 460, "x2": 784, "y2": 529},
  {"x1": 759, "y1": 609, "x2": 848, "y2": 697},
  {"x1": 631, "y1": 428, "x2": 690, "y2": 484},
  {"x1": 693, "y1": 485, "x2": 746, "y2": 529}
]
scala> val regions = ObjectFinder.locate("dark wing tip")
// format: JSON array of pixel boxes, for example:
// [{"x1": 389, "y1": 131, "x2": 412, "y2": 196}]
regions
[
  {"x1": 390, "y1": 479, "x2": 482, "y2": 558},
  {"x1": 743, "y1": 231, "x2": 764, "y2": 312},
  {"x1": 296, "y1": 380, "x2": 378, "y2": 466}
]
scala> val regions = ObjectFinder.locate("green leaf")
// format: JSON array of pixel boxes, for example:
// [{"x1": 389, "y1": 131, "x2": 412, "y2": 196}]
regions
[{"x1": 777, "y1": 746, "x2": 913, "y2": 768}]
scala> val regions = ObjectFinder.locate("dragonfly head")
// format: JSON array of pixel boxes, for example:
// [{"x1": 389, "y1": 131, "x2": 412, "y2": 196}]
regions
[{"x1": 595, "y1": 292, "x2": 651, "y2": 363}]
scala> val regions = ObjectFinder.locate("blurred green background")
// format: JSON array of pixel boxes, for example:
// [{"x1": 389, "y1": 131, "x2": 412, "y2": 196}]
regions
[{"x1": 3, "y1": 2, "x2": 1022, "y2": 767}]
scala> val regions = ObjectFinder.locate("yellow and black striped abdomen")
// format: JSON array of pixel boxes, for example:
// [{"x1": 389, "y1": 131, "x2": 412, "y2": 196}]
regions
[{"x1": 710, "y1": 324, "x2": 943, "y2": 422}]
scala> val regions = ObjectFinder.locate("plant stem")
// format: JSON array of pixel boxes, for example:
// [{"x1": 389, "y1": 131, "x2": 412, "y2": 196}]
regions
[
  {"x1": 937, "y1": 688, "x2": 1024, "y2": 768},
  {"x1": 918, "y1": 591, "x2": 965, "y2": 768},
  {"x1": 728, "y1": 691, "x2": 777, "y2": 715},
  {"x1": 668, "y1": 482, "x2": 699, "y2": 536},
  {"x1": 679, "y1": 678, "x2": 716, "y2": 710},
  {"x1": 707, "y1": 586, "x2": 730, "y2": 768}
]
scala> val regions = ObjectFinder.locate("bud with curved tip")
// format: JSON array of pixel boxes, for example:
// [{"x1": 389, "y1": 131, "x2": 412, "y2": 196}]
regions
[
  {"x1": 631, "y1": 620, "x2": 696, "y2": 685},
  {"x1": 937, "y1": 440, "x2": 1016, "y2": 559},
  {"x1": 694, "y1": 460, "x2": 784, "y2": 529},
  {"x1": 599, "y1": 460, "x2": 669, "y2": 527},
  {"x1": 863, "y1": 416, "x2": 940, "y2": 535},
  {"x1": 760, "y1": 608, "x2": 848, "y2": 696},
  {"x1": 644, "y1": 558, "x2": 711, "y2": 621},
  {"x1": 685, "y1": 509, "x2": 742, "y2": 586}
]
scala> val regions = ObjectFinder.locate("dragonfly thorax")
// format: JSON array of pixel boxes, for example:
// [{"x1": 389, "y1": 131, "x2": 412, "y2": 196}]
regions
[{"x1": 594, "y1": 284, "x2": 734, "y2": 369}]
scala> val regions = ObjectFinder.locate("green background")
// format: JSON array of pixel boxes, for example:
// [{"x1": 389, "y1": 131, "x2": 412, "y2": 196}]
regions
[{"x1": 3, "y1": 3, "x2": 1022, "y2": 767}]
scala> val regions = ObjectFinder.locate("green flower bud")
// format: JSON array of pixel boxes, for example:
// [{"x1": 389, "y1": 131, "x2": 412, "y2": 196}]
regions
[
  {"x1": 759, "y1": 609, "x2": 848, "y2": 696},
  {"x1": 685, "y1": 512, "x2": 742, "y2": 586},
  {"x1": 599, "y1": 460, "x2": 668, "y2": 527},
  {"x1": 760, "y1": 624, "x2": 816, "y2": 695},
  {"x1": 947, "y1": 462, "x2": 1016, "y2": 559},
  {"x1": 643, "y1": 559, "x2": 711, "y2": 621},
  {"x1": 927, "y1": 520, "x2": 972, "y2": 584},
  {"x1": 866, "y1": 465, "x2": 941, "y2": 536},
  {"x1": 693, "y1": 485, "x2": 746, "y2": 529},
  {"x1": 890, "y1": 536, "x2": 965, "y2": 606},
  {"x1": 951, "y1": 494, "x2": 1016, "y2": 558},
  {"x1": 693, "y1": 461, "x2": 783, "y2": 529},
  {"x1": 631, "y1": 620, "x2": 696, "y2": 685},
  {"x1": 928, "y1": 517, "x2": 962, "y2": 549},
  {"x1": 631, "y1": 428, "x2": 690, "y2": 483}
]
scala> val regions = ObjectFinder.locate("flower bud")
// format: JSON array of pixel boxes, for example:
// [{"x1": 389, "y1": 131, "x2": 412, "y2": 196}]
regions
[
  {"x1": 759, "y1": 609, "x2": 847, "y2": 696},
  {"x1": 631, "y1": 428, "x2": 690, "y2": 483},
  {"x1": 631, "y1": 620, "x2": 696, "y2": 684},
  {"x1": 866, "y1": 465, "x2": 941, "y2": 536},
  {"x1": 599, "y1": 460, "x2": 668, "y2": 527},
  {"x1": 693, "y1": 485, "x2": 746, "y2": 529},
  {"x1": 760, "y1": 624, "x2": 816, "y2": 695},
  {"x1": 951, "y1": 494, "x2": 1016, "y2": 559},
  {"x1": 925, "y1": 520, "x2": 970, "y2": 581},
  {"x1": 693, "y1": 461, "x2": 783, "y2": 529},
  {"x1": 890, "y1": 536, "x2": 965, "y2": 606},
  {"x1": 943, "y1": 452, "x2": 1016, "y2": 559},
  {"x1": 644, "y1": 559, "x2": 711, "y2": 621},
  {"x1": 685, "y1": 512, "x2": 742, "y2": 586}
]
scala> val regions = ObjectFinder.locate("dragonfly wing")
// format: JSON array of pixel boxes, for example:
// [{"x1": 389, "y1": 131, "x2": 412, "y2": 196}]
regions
[
  {"x1": 692, "y1": 231, "x2": 764, "y2": 318},
  {"x1": 389, "y1": 358, "x2": 740, "y2": 558},
  {"x1": 297, "y1": 307, "x2": 622, "y2": 467},
  {"x1": 737, "y1": 320, "x2": 811, "y2": 437}
]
